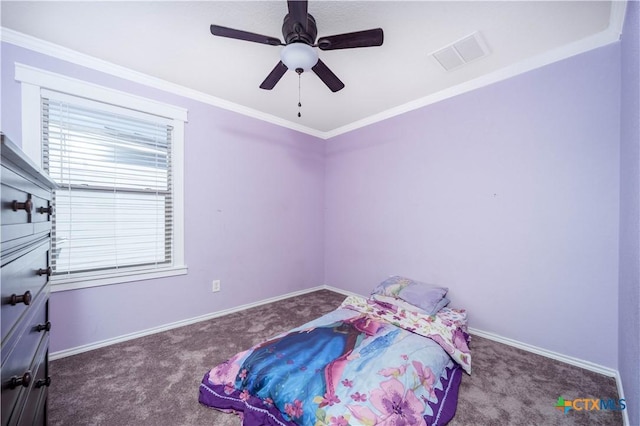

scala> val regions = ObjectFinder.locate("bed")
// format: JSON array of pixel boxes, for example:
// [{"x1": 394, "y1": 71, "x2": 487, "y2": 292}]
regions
[{"x1": 199, "y1": 276, "x2": 471, "y2": 426}]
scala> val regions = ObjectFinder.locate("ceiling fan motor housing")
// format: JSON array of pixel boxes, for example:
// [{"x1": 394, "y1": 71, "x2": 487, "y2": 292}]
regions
[{"x1": 282, "y1": 13, "x2": 317, "y2": 45}]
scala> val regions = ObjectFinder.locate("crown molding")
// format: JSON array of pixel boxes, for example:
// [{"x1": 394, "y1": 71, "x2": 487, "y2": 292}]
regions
[
  {"x1": 324, "y1": 8, "x2": 626, "y2": 138},
  {"x1": 609, "y1": 0, "x2": 629, "y2": 39},
  {"x1": 0, "y1": 27, "x2": 326, "y2": 139},
  {"x1": 1, "y1": 0, "x2": 626, "y2": 141}
]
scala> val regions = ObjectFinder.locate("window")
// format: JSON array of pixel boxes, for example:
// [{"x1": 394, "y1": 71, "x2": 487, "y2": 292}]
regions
[{"x1": 17, "y1": 64, "x2": 187, "y2": 291}]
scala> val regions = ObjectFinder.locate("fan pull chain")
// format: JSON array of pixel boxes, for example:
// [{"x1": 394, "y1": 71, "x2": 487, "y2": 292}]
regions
[{"x1": 297, "y1": 70, "x2": 302, "y2": 118}]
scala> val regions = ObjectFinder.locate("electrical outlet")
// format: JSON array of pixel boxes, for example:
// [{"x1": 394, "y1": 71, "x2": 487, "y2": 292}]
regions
[{"x1": 211, "y1": 280, "x2": 221, "y2": 292}]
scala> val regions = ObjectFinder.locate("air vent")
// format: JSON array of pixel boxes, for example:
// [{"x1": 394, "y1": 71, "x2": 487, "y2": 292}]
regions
[{"x1": 431, "y1": 31, "x2": 490, "y2": 71}]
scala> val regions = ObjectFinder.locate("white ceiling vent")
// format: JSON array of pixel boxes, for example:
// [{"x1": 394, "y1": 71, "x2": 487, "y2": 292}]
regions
[{"x1": 431, "y1": 31, "x2": 490, "y2": 71}]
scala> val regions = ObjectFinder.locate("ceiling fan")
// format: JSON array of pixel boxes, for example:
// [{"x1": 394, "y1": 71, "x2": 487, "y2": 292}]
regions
[{"x1": 210, "y1": 0, "x2": 384, "y2": 92}]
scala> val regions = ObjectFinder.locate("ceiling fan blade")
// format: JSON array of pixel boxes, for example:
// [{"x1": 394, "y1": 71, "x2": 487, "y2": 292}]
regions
[
  {"x1": 287, "y1": 0, "x2": 308, "y2": 31},
  {"x1": 260, "y1": 61, "x2": 289, "y2": 90},
  {"x1": 210, "y1": 25, "x2": 282, "y2": 46},
  {"x1": 312, "y1": 59, "x2": 345, "y2": 92},
  {"x1": 317, "y1": 28, "x2": 384, "y2": 50}
]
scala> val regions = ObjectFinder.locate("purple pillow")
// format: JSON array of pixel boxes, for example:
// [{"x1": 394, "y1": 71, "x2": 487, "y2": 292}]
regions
[{"x1": 371, "y1": 276, "x2": 448, "y2": 315}]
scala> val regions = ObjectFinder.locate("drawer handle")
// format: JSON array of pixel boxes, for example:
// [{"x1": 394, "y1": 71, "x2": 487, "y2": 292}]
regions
[
  {"x1": 10, "y1": 290, "x2": 32, "y2": 306},
  {"x1": 35, "y1": 377, "x2": 51, "y2": 388},
  {"x1": 37, "y1": 205, "x2": 53, "y2": 215},
  {"x1": 36, "y1": 321, "x2": 52, "y2": 332},
  {"x1": 37, "y1": 267, "x2": 52, "y2": 277},
  {"x1": 9, "y1": 371, "x2": 32, "y2": 389},
  {"x1": 12, "y1": 198, "x2": 33, "y2": 213}
]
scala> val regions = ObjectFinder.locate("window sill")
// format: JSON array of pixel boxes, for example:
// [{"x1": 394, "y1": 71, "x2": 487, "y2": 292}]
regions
[{"x1": 50, "y1": 265, "x2": 188, "y2": 292}]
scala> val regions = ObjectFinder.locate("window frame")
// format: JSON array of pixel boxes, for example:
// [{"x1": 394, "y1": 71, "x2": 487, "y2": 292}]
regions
[{"x1": 16, "y1": 63, "x2": 188, "y2": 292}]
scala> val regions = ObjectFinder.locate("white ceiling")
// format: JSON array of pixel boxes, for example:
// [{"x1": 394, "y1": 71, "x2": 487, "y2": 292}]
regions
[{"x1": 1, "y1": 1, "x2": 626, "y2": 138}]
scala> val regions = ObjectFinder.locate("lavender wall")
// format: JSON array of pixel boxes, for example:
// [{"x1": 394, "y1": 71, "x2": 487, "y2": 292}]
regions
[
  {"x1": 619, "y1": 1, "x2": 640, "y2": 423},
  {"x1": 324, "y1": 45, "x2": 621, "y2": 368},
  {"x1": 0, "y1": 24, "x2": 629, "y2": 375},
  {"x1": 1, "y1": 42, "x2": 325, "y2": 353}
]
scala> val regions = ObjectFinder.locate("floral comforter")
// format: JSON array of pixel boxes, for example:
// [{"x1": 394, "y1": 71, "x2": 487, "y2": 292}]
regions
[{"x1": 199, "y1": 295, "x2": 471, "y2": 426}]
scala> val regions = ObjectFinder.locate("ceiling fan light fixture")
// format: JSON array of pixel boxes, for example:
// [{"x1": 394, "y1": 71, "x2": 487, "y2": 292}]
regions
[{"x1": 280, "y1": 42, "x2": 318, "y2": 72}]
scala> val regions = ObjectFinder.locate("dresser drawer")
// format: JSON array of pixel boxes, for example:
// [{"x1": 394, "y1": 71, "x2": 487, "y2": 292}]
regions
[
  {"x1": 1, "y1": 295, "x2": 49, "y2": 425},
  {"x1": 1, "y1": 240, "x2": 50, "y2": 346},
  {"x1": 1, "y1": 165, "x2": 52, "y2": 226},
  {"x1": 1, "y1": 165, "x2": 52, "y2": 251},
  {"x1": 13, "y1": 335, "x2": 49, "y2": 426}
]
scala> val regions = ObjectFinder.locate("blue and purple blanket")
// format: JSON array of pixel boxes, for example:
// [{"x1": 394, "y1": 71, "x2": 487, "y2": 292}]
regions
[{"x1": 199, "y1": 295, "x2": 470, "y2": 425}]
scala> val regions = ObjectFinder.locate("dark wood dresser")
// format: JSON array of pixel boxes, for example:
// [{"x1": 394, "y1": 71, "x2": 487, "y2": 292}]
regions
[{"x1": 1, "y1": 135, "x2": 56, "y2": 425}]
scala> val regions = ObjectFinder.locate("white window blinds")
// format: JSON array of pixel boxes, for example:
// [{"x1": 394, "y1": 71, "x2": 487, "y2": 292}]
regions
[{"x1": 42, "y1": 93, "x2": 174, "y2": 278}]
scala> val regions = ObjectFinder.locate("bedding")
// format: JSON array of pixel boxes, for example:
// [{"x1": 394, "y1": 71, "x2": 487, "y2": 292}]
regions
[
  {"x1": 199, "y1": 294, "x2": 471, "y2": 426},
  {"x1": 370, "y1": 294, "x2": 450, "y2": 316},
  {"x1": 371, "y1": 276, "x2": 449, "y2": 315}
]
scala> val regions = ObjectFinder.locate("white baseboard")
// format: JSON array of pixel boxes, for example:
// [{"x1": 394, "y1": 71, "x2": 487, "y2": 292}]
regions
[
  {"x1": 50, "y1": 285, "x2": 327, "y2": 361},
  {"x1": 468, "y1": 327, "x2": 617, "y2": 377},
  {"x1": 322, "y1": 285, "x2": 361, "y2": 297},
  {"x1": 613, "y1": 370, "x2": 630, "y2": 426},
  {"x1": 468, "y1": 327, "x2": 628, "y2": 425},
  {"x1": 50, "y1": 286, "x2": 628, "y2": 425},
  {"x1": 51, "y1": 287, "x2": 612, "y2": 374}
]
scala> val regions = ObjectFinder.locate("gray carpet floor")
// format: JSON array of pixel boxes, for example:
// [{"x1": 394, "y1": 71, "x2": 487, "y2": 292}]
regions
[{"x1": 49, "y1": 289, "x2": 622, "y2": 425}]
